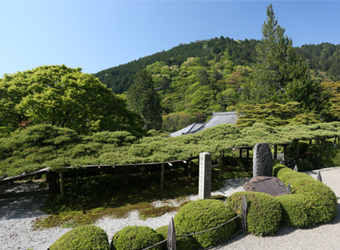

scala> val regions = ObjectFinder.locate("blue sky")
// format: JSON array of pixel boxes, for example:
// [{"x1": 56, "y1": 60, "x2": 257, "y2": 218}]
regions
[{"x1": 0, "y1": 1, "x2": 339, "y2": 77}]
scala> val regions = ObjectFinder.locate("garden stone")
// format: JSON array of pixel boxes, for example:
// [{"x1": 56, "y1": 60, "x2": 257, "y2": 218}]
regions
[{"x1": 253, "y1": 143, "x2": 273, "y2": 177}]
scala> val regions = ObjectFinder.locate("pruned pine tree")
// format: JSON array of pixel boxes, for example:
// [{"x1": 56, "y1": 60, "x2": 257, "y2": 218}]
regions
[
  {"x1": 236, "y1": 102, "x2": 318, "y2": 128},
  {"x1": 128, "y1": 70, "x2": 162, "y2": 130}
]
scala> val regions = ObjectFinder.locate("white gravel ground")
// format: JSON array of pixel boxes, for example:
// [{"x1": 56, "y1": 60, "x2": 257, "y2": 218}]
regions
[{"x1": 0, "y1": 168, "x2": 339, "y2": 250}]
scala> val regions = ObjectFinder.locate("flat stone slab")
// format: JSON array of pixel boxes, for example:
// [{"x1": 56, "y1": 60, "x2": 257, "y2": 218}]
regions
[{"x1": 243, "y1": 176, "x2": 288, "y2": 197}]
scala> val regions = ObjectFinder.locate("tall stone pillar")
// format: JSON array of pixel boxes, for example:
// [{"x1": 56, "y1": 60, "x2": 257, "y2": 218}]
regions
[
  {"x1": 198, "y1": 152, "x2": 212, "y2": 199},
  {"x1": 253, "y1": 143, "x2": 273, "y2": 177}
]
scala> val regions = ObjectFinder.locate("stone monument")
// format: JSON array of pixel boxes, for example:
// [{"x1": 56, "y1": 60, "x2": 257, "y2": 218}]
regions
[
  {"x1": 253, "y1": 143, "x2": 273, "y2": 177},
  {"x1": 198, "y1": 152, "x2": 212, "y2": 199}
]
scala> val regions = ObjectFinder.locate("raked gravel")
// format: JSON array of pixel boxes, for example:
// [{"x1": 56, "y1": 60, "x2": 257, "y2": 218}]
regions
[{"x1": 0, "y1": 168, "x2": 339, "y2": 250}]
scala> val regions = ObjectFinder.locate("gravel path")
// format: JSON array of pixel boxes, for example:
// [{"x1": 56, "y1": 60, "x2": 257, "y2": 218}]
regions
[{"x1": 0, "y1": 168, "x2": 339, "y2": 250}]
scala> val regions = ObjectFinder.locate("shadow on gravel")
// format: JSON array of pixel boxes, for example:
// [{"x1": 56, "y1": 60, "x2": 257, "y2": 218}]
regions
[{"x1": 0, "y1": 182, "x2": 48, "y2": 220}]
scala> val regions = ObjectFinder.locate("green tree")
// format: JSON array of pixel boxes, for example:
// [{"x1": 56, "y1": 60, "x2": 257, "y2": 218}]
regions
[
  {"x1": 0, "y1": 65, "x2": 146, "y2": 137},
  {"x1": 251, "y1": 4, "x2": 313, "y2": 105},
  {"x1": 236, "y1": 102, "x2": 318, "y2": 128},
  {"x1": 128, "y1": 70, "x2": 162, "y2": 130},
  {"x1": 162, "y1": 112, "x2": 196, "y2": 132}
]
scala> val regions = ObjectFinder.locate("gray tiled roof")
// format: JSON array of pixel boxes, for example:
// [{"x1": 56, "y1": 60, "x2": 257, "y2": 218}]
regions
[
  {"x1": 170, "y1": 112, "x2": 238, "y2": 137},
  {"x1": 170, "y1": 123, "x2": 204, "y2": 137},
  {"x1": 201, "y1": 111, "x2": 238, "y2": 129}
]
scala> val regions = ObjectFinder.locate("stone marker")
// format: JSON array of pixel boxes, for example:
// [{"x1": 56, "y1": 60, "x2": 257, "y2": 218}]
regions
[
  {"x1": 287, "y1": 183, "x2": 292, "y2": 194},
  {"x1": 199, "y1": 152, "x2": 212, "y2": 199},
  {"x1": 253, "y1": 143, "x2": 273, "y2": 177},
  {"x1": 293, "y1": 165, "x2": 298, "y2": 172},
  {"x1": 317, "y1": 171, "x2": 322, "y2": 182}
]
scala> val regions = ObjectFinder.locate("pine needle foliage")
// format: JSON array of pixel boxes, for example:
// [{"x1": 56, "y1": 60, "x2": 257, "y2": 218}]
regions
[{"x1": 2, "y1": 121, "x2": 340, "y2": 177}]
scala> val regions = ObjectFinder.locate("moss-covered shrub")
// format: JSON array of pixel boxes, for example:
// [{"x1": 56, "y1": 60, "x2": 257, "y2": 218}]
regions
[
  {"x1": 49, "y1": 225, "x2": 109, "y2": 250},
  {"x1": 226, "y1": 191, "x2": 282, "y2": 236},
  {"x1": 275, "y1": 194, "x2": 311, "y2": 227},
  {"x1": 273, "y1": 163, "x2": 337, "y2": 227},
  {"x1": 174, "y1": 199, "x2": 238, "y2": 248},
  {"x1": 111, "y1": 226, "x2": 163, "y2": 250},
  {"x1": 155, "y1": 225, "x2": 195, "y2": 250},
  {"x1": 155, "y1": 226, "x2": 168, "y2": 250}
]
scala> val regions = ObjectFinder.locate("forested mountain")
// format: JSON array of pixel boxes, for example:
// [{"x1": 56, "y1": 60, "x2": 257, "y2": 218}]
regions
[
  {"x1": 94, "y1": 37, "x2": 258, "y2": 94},
  {"x1": 296, "y1": 43, "x2": 340, "y2": 81},
  {"x1": 94, "y1": 37, "x2": 340, "y2": 95}
]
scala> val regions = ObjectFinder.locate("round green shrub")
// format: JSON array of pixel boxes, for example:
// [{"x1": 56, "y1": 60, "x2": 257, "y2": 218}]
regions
[
  {"x1": 49, "y1": 225, "x2": 109, "y2": 250},
  {"x1": 111, "y1": 226, "x2": 163, "y2": 250},
  {"x1": 174, "y1": 199, "x2": 238, "y2": 248},
  {"x1": 274, "y1": 163, "x2": 337, "y2": 227},
  {"x1": 275, "y1": 194, "x2": 311, "y2": 227},
  {"x1": 155, "y1": 226, "x2": 167, "y2": 250},
  {"x1": 226, "y1": 191, "x2": 282, "y2": 236},
  {"x1": 155, "y1": 225, "x2": 168, "y2": 239},
  {"x1": 155, "y1": 225, "x2": 195, "y2": 250}
]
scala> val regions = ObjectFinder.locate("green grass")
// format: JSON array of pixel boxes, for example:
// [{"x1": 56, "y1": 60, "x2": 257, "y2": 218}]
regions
[{"x1": 33, "y1": 166, "x2": 252, "y2": 230}]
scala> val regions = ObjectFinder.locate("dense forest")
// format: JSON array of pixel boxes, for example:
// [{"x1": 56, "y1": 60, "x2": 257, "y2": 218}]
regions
[
  {"x1": 95, "y1": 39, "x2": 340, "y2": 95},
  {"x1": 94, "y1": 22, "x2": 340, "y2": 132}
]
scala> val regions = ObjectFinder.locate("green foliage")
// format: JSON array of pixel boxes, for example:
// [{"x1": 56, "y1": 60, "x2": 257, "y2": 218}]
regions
[
  {"x1": 273, "y1": 163, "x2": 337, "y2": 227},
  {"x1": 236, "y1": 102, "x2": 318, "y2": 128},
  {"x1": 90, "y1": 131, "x2": 137, "y2": 146},
  {"x1": 67, "y1": 175, "x2": 118, "y2": 201},
  {"x1": 226, "y1": 191, "x2": 282, "y2": 236},
  {"x1": 155, "y1": 225, "x2": 193, "y2": 250},
  {"x1": 128, "y1": 70, "x2": 162, "y2": 130},
  {"x1": 174, "y1": 199, "x2": 238, "y2": 248},
  {"x1": 251, "y1": 4, "x2": 314, "y2": 106},
  {"x1": 49, "y1": 225, "x2": 109, "y2": 250},
  {"x1": 3, "y1": 122, "x2": 340, "y2": 178},
  {"x1": 162, "y1": 113, "x2": 197, "y2": 132},
  {"x1": 111, "y1": 226, "x2": 163, "y2": 250},
  {"x1": 0, "y1": 65, "x2": 146, "y2": 136}
]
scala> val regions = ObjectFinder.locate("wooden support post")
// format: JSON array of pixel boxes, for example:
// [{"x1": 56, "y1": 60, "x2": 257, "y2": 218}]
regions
[
  {"x1": 283, "y1": 145, "x2": 287, "y2": 162},
  {"x1": 322, "y1": 138, "x2": 325, "y2": 151},
  {"x1": 296, "y1": 140, "x2": 299, "y2": 166},
  {"x1": 274, "y1": 145, "x2": 277, "y2": 160},
  {"x1": 161, "y1": 163, "x2": 165, "y2": 190},
  {"x1": 47, "y1": 173, "x2": 51, "y2": 194},
  {"x1": 59, "y1": 172, "x2": 65, "y2": 198},
  {"x1": 239, "y1": 148, "x2": 242, "y2": 159},
  {"x1": 246, "y1": 148, "x2": 250, "y2": 171},
  {"x1": 289, "y1": 143, "x2": 292, "y2": 159},
  {"x1": 188, "y1": 160, "x2": 192, "y2": 179},
  {"x1": 123, "y1": 170, "x2": 129, "y2": 186},
  {"x1": 49, "y1": 172, "x2": 57, "y2": 195},
  {"x1": 309, "y1": 139, "x2": 312, "y2": 146},
  {"x1": 219, "y1": 151, "x2": 223, "y2": 181}
]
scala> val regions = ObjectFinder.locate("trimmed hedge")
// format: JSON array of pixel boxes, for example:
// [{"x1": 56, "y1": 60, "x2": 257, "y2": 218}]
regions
[
  {"x1": 174, "y1": 199, "x2": 238, "y2": 248},
  {"x1": 49, "y1": 225, "x2": 109, "y2": 250},
  {"x1": 226, "y1": 191, "x2": 282, "y2": 236},
  {"x1": 273, "y1": 163, "x2": 337, "y2": 227},
  {"x1": 111, "y1": 226, "x2": 163, "y2": 250},
  {"x1": 155, "y1": 225, "x2": 195, "y2": 250}
]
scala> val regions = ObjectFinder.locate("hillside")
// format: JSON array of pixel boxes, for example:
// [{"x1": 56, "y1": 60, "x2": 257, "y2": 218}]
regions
[
  {"x1": 94, "y1": 37, "x2": 340, "y2": 95},
  {"x1": 94, "y1": 37, "x2": 258, "y2": 94}
]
